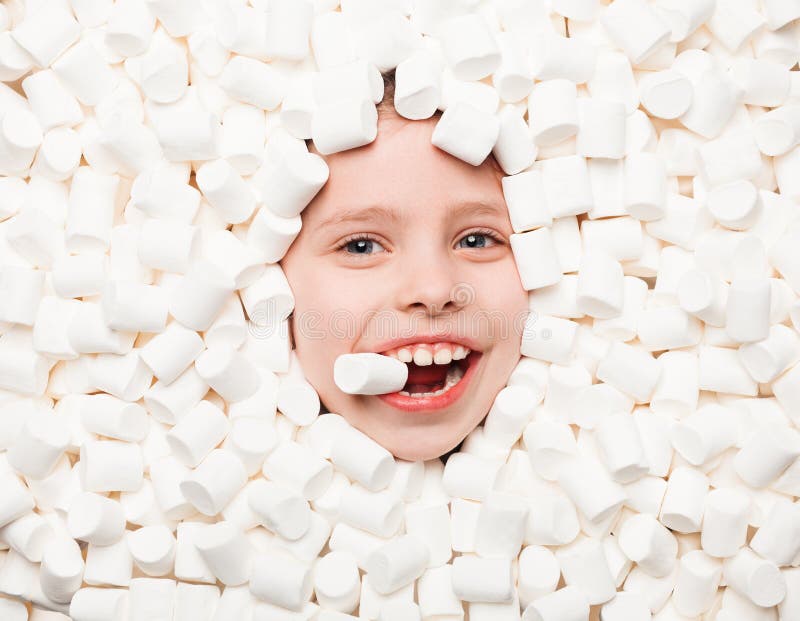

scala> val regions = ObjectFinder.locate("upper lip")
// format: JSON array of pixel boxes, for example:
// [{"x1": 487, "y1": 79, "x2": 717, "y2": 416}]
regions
[{"x1": 370, "y1": 333, "x2": 483, "y2": 354}]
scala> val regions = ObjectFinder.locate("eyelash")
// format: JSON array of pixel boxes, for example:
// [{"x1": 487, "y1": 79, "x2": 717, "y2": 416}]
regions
[{"x1": 335, "y1": 229, "x2": 505, "y2": 255}]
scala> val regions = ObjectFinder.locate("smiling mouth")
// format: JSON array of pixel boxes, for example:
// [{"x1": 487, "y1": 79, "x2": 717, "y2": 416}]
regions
[{"x1": 398, "y1": 355, "x2": 471, "y2": 397}]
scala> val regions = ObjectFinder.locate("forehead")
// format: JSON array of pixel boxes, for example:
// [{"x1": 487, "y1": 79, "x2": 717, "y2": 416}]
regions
[{"x1": 304, "y1": 115, "x2": 505, "y2": 223}]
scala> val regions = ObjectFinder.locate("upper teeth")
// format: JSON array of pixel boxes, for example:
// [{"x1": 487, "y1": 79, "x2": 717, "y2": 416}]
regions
[{"x1": 382, "y1": 343, "x2": 471, "y2": 366}]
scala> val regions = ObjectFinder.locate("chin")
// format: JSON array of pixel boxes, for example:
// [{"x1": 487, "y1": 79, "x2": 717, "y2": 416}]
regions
[{"x1": 383, "y1": 433, "x2": 464, "y2": 462}]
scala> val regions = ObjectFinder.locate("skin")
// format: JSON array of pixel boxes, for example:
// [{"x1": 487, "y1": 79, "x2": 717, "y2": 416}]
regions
[{"x1": 280, "y1": 111, "x2": 530, "y2": 461}]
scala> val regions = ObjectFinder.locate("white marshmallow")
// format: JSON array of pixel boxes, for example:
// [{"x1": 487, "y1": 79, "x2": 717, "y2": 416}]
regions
[
  {"x1": 517, "y1": 545, "x2": 560, "y2": 610},
  {"x1": 39, "y1": 536, "x2": 84, "y2": 604},
  {"x1": 723, "y1": 546, "x2": 786, "y2": 608},
  {"x1": 180, "y1": 449, "x2": 247, "y2": 516},
  {"x1": 734, "y1": 425, "x2": 800, "y2": 489},
  {"x1": 78, "y1": 393, "x2": 148, "y2": 442},
  {"x1": 83, "y1": 539, "x2": 133, "y2": 588},
  {"x1": 739, "y1": 324, "x2": 800, "y2": 384},
  {"x1": 558, "y1": 456, "x2": 627, "y2": 524},
  {"x1": 313, "y1": 550, "x2": 360, "y2": 613},
  {"x1": 474, "y1": 491, "x2": 529, "y2": 558},
  {"x1": 101, "y1": 281, "x2": 168, "y2": 334},
  {"x1": 670, "y1": 404, "x2": 738, "y2": 467},
  {"x1": 527, "y1": 79, "x2": 578, "y2": 147},
  {"x1": 520, "y1": 313, "x2": 579, "y2": 365},
  {"x1": 139, "y1": 322, "x2": 204, "y2": 385},
  {"x1": 452, "y1": 555, "x2": 514, "y2": 603},
  {"x1": 618, "y1": 513, "x2": 677, "y2": 577},
  {"x1": 144, "y1": 366, "x2": 208, "y2": 426},
  {"x1": 677, "y1": 269, "x2": 728, "y2": 327},
  {"x1": 596, "y1": 341, "x2": 661, "y2": 403},
  {"x1": 330, "y1": 423, "x2": 396, "y2": 492},
  {"x1": 700, "y1": 487, "x2": 751, "y2": 559},
  {"x1": 246, "y1": 206, "x2": 302, "y2": 264},
  {"x1": 128, "y1": 578, "x2": 176, "y2": 621},
  {"x1": 638, "y1": 70, "x2": 692, "y2": 120},
  {"x1": 169, "y1": 261, "x2": 236, "y2": 332},
  {"x1": 430, "y1": 101, "x2": 500, "y2": 166},
  {"x1": 138, "y1": 218, "x2": 199, "y2": 274},
  {"x1": 248, "y1": 478, "x2": 310, "y2": 541},
  {"x1": 439, "y1": 13, "x2": 500, "y2": 81},
  {"x1": 510, "y1": 228, "x2": 563, "y2": 291},
  {"x1": 659, "y1": 466, "x2": 708, "y2": 534},
  {"x1": 339, "y1": 484, "x2": 402, "y2": 538},
  {"x1": 521, "y1": 585, "x2": 589, "y2": 621},
  {"x1": 541, "y1": 156, "x2": 593, "y2": 219},
  {"x1": 365, "y1": 534, "x2": 429, "y2": 595},
  {"x1": 601, "y1": 0, "x2": 671, "y2": 65},
  {"x1": 195, "y1": 345, "x2": 259, "y2": 403},
  {"x1": 576, "y1": 251, "x2": 624, "y2": 319},
  {"x1": 69, "y1": 587, "x2": 128, "y2": 621},
  {"x1": 310, "y1": 96, "x2": 378, "y2": 155},
  {"x1": 524, "y1": 419, "x2": 577, "y2": 481},
  {"x1": 219, "y1": 55, "x2": 286, "y2": 110},
  {"x1": 127, "y1": 525, "x2": 176, "y2": 577},
  {"x1": 671, "y1": 550, "x2": 721, "y2": 617},
  {"x1": 250, "y1": 549, "x2": 313, "y2": 612},
  {"x1": 754, "y1": 104, "x2": 800, "y2": 157},
  {"x1": 51, "y1": 253, "x2": 107, "y2": 300},
  {"x1": 6, "y1": 410, "x2": 69, "y2": 479},
  {"x1": 333, "y1": 353, "x2": 408, "y2": 396},
  {"x1": 493, "y1": 105, "x2": 537, "y2": 175},
  {"x1": 196, "y1": 159, "x2": 256, "y2": 225},
  {"x1": 0, "y1": 511, "x2": 53, "y2": 563},
  {"x1": 0, "y1": 108, "x2": 42, "y2": 173},
  {"x1": 530, "y1": 31, "x2": 596, "y2": 84},
  {"x1": 32, "y1": 126, "x2": 81, "y2": 182},
  {"x1": 442, "y1": 452, "x2": 502, "y2": 501},
  {"x1": 262, "y1": 440, "x2": 333, "y2": 501},
  {"x1": 174, "y1": 522, "x2": 216, "y2": 585},
  {"x1": 173, "y1": 583, "x2": 220, "y2": 621},
  {"x1": 555, "y1": 535, "x2": 617, "y2": 605},
  {"x1": 707, "y1": 180, "x2": 760, "y2": 231},
  {"x1": 404, "y1": 502, "x2": 451, "y2": 568},
  {"x1": 596, "y1": 413, "x2": 649, "y2": 484},
  {"x1": 725, "y1": 275, "x2": 771, "y2": 344},
  {"x1": 259, "y1": 150, "x2": 329, "y2": 218},
  {"x1": 21, "y1": 70, "x2": 83, "y2": 131},
  {"x1": 166, "y1": 400, "x2": 230, "y2": 468},
  {"x1": 224, "y1": 417, "x2": 277, "y2": 476},
  {"x1": 482, "y1": 384, "x2": 537, "y2": 449},
  {"x1": 750, "y1": 499, "x2": 800, "y2": 567},
  {"x1": 576, "y1": 98, "x2": 626, "y2": 159},
  {"x1": 220, "y1": 104, "x2": 265, "y2": 174},
  {"x1": 502, "y1": 169, "x2": 551, "y2": 233},
  {"x1": 193, "y1": 521, "x2": 253, "y2": 586}
]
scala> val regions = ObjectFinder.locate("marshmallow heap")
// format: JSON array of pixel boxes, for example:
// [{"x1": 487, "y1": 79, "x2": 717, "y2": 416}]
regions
[{"x1": 1, "y1": 0, "x2": 800, "y2": 620}]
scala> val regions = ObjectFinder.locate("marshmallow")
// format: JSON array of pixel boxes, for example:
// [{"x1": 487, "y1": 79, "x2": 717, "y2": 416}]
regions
[
  {"x1": 330, "y1": 423, "x2": 396, "y2": 492},
  {"x1": 262, "y1": 440, "x2": 333, "y2": 501},
  {"x1": 137, "y1": 218, "x2": 199, "y2": 274},
  {"x1": 670, "y1": 404, "x2": 738, "y2": 467},
  {"x1": 310, "y1": 96, "x2": 378, "y2": 155},
  {"x1": 403, "y1": 502, "x2": 451, "y2": 568},
  {"x1": 169, "y1": 261, "x2": 236, "y2": 332},
  {"x1": 474, "y1": 491, "x2": 529, "y2": 558},
  {"x1": 482, "y1": 384, "x2": 537, "y2": 449},
  {"x1": 0, "y1": 511, "x2": 52, "y2": 563},
  {"x1": 21, "y1": 70, "x2": 83, "y2": 131},
  {"x1": 102, "y1": 281, "x2": 168, "y2": 334},
  {"x1": 139, "y1": 322, "x2": 204, "y2": 386},
  {"x1": 638, "y1": 70, "x2": 692, "y2": 120},
  {"x1": 83, "y1": 539, "x2": 133, "y2": 588},
  {"x1": 196, "y1": 159, "x2": 256, "y2": 225},
  {"x1": 127, "y1": 525, "x2": 176, "y2": 577},
  {"x1": 576, "y1": 98, "x2": 626, "y2": 159},
  {"x1": 602, "y1": 0, "x2": 671, "y2": 65},
  {"x1": 700, "y1": 487, "x2": 751, "y2": 559},
  {"x1": 698, "y1": 346, "x2": 758, "y2": 397},
  {"x1": 259, "y1": 150, "x2": 329, "y2": 218},
  {"x1": 520, "y1": 312, "x2": 579, "y2": 365},
  {"x1": 439, "y1": 13, "x2": 500, "y2": 81},
  {"x1": 78, "y1": 393, "x2": 148, "y2": 442},
  {"x1": 723, "y1": 546, "x2": 786, "y2": 608},
  {"x1": 521, "y1": 585, "x2": 589, "y2": 621},
  {"x1": 250, "y1": 549, "x2": 313, "y2": 612},
  {"x1": 333, "y1": 353, "x2": 408, "y2": 396},
  {"x1": 754, "y1": 104, "x2": 800, "y2": 157},
  {"x1": 313, "y1": 550, "x2": 360, "y2": 613},
  {"x1": 224, "y1": 417, "x2": 277, "y2": 476},
  {"x1": 555, "y1": 536, "x2": 616, "y2": 605},
  {"x1": 733, "y1": 425, "x2": 800, "y2": 489},
  {"x1": 431, "y1": 101, "x2": 500, "y2": 166},
  {"x1": 0, "y1": 107, "x2": 42, "y2": 173},
  {"x1": 240, "y1": 263, "x2": 295, "y2": 326},
  {"x1": 193, "y1": 521, "x2": 253, "y2": 586},
  {"x1": 442, "y1": 452, "x2": 503, "y2": 502},
  {"x1": 166, "y1": 400, "x2": 230, "y2": 468},
  {"x1": 671, "y1": 550, "x2": 721, "y2": 617},
  {"x1": 677, "y1": 269, "x2": 728, "y2": 327},
  {"x1": 528, "y1": 79, "x2": 578, "y2": 147},
  {"x1": 365, "y1": 534, "x2": 429, "y2": 595},
  {"x1": 596, "y1": 413, "x2": 649, "y2": 483},
  {"x1": 128, "y1": 578, "x2": 176, "y2": 621},
  {"x1": 558, "y1": 456, "x2": 627, "y2": 524},
  {"x1": 739, "y1": 324, "x2": 800, "y2": 384},
  {"x1": 597, "y1": 341, "x2": 661, "y2": 403},
  {"x1": 174, "y1": 522, "x2": 216, "y2": 585},
  {"x1": 750, "y1": 499, "x2": 800, "y2": 567},
  {"x1": 220, "y1": 104, "x2": 265, "y2": 174},
  {"x1": 173, "y1": 583, "x2": 220, "y2": 621},
  {"x1": 180, "y1": 449, "x2": 247, "y2": 516},
  {"x1": 576, "y1": 251, "x2": 624, "y2": 319},
  {"x1": 517, "y1": 545, "x2": 560, "y2": 610},
  {"x1": 248, "y1": 478, "x2": 310, "y2": 540},
  {"x1": 502, "y1": 169, "x2": 551, "y2": 233},
  {"x1": 452, "y1": 555, "x2": 514, "y2": 603},
  {"x1": 104, "y1": 0, "x2": 155, "y2": 57},
  {"x1": 524, "y1": 419, "x2": 577, "y2": 481},
  {"x1": 706, "y1": 180, "x2": 760, "y2": 231},
  {"x1": 510, "y1": 228, "x2": 563, "y2": 291},
  {"x1": 32, "y1": 126, "x2": 81, "y2": 181},
  {"x1": 246, "y1": 206, "x2": 302, "y2": 264},
  {"x1": 69, "y1": 588, "x2": 128, "y2": 621},
  {"x1": 659, "y1": 466, "x2": 707, "y2": 534},
  {"x1": 618, "y1": 513, "x2": 677, "y2": 578},
  {"x1": 66, "y1": 491, "x2": 124, "y2": 548},
  {"x1": 339, "y1": 484, "x2": 402, "y2": 538},
  {"x1": 219, "y1": 55, "x2": 286, "y2": 110},
  {"x1": 530, "y1": 31, "x2": 596, "y2": 84},
  {"x1": 51, "y1": 254, "x2": 107, "y2": 300},
  {"x1": 195, "y1": 345, "x2": 260, "y2": 403},
  {"x1": 6, "y1": 410, "x2": 69, "y2": 479},
  {"x1": 39, "y1": 536, "x2": 84, "y2": 604},
  {"x1": 144, "y1": 366, "x2": 208, "y2": 426}
]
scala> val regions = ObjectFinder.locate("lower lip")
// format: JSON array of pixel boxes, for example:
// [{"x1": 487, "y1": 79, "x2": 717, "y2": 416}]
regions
[{"x1": 376, "y1": 351, "x2": 482, "y2": 413}]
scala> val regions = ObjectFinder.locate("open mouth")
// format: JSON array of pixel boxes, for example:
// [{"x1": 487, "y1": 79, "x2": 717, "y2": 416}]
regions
[{"x1": 398, "y1": 355, "x2": 471, "y2": 397}]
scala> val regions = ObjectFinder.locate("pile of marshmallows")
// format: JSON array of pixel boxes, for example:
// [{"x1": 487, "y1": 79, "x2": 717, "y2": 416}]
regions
[{"x1": 3, "y1": 0, "x2": 800, "y2": 620}]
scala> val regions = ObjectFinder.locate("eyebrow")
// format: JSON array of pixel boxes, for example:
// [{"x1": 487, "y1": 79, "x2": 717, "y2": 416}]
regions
[{"x1": 318, "y1": 200, "x2": 507, "y2": 229}]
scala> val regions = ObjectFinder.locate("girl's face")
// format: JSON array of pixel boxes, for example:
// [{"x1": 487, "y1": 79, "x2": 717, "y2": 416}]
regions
[{"x1": 280, "y1": 113, "x2": 529, "y2": 461}]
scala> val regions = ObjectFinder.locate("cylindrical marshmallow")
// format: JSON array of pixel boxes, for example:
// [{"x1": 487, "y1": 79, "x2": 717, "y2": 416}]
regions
[
  {"x1": 700, "y1": 487, "x2": 751, "y2": 558},
  {"x1": 169, "y1": 261, "x2": 236, "y2": 332},
  {"x1": 557, "y1": 456, "x2": 627, "y2": 524},
  {"x1": 248, "y1": 478, "x2": 310, "y2": 541},
  {"x1": 739, "y1": 324, "x2": 800, "y2": 384},
  {"x1": 474, "y1": 491, "x2": 529, "y2": 558},
  {"x1": 259, "y1": 150, "x2": 329, "y2": 218},
  {"x1": 670, "y1": 403, "x2": 738, "y2": 466},
  {"x1": 624, "y1": 151, "x2": 667, "y2": 221},
  {"x1": 262, "y1": 440, "x2": 333, "y2": 501},
  {"x1": 194, "y1": 345, "x2": 259, "y2": 403},
  {"x1": 6, "y1": 411, "x2": 69, "y2": 479},
  {"x1": 442, "y1": 452, "x2": 503, "y2": 502},
  {"x1": 510, "y1": 228, "x2": 563, "y2": 291},
  {"x1": 430, "y1": 101, "x2": 500, "y2": 166},
  {"x1": 310, "y1": 97, "x2": 378, "y2": 155},
  {"x1": 193, "y1": 520, "x2": 253, "y2": 586},
  {"x1": 672, "y1": 550, "x2": 721, "y2": 617},
  {"x1": 250, "y1": 549, "x2": 313, "y2": 612},
  {"x1": 723, "y1": 546, "x2": 786, "y2": 608},
  {"x1": 338, "y1": 483, "x2": 403, "y2": 539},
  {"x1": 67, "y1": 492, "x2": 125, "y2": 546},
  {"x1": 166, "y1": 400, "x2": 230, "y2": 468},
  {"x1": 313, "y1": 550, "x2": 360, "y2": 613},
  {"x1": 333, "y1": 353, "x2": 408, "y2": 396},
  {"x1": 69, "y1": 588, "x2": 129, "y2": 621},
  {"x1": 754, "y1": 104, "x2": 800, "y2": 156},
  {"x1": 219, "y1": 55, "x2": 287, "y2": 110},
  {"x1": 127, "y1": 525, "x2": 176, "y2": 577},
  {"x1": 733, "y1": 425, "x2": 800, "y2": 488},
  {"x1": 618, "y1": 513, "x2": 677, "y2": 578},
  {"x1": 659, "y1": 466, "x2": 708, "y2": 533},
  {"x1": 196, "y1": 159, "x2": 256, "y2": 225},
  {"x1": 452, "y1": 555, "x2": 514, "y2": 603},
  {"x1": 39, "y1": 536, "x2": 84, "y2": 604},
  {"x1": 365, "y1": 535, "x2": 430, "y2": 595},
  {"x1": 750, "y1": 499, "x2": 800, "y2": 567},
  {"x1": 576, "y1": 98, "x2": 626, "y2": 159},
  {"x1": 179, "y1": 449, "x2": 247, "y2": 516},
  {"x1": 528, "y1": 79, "x2": 578, "y2": 147}
]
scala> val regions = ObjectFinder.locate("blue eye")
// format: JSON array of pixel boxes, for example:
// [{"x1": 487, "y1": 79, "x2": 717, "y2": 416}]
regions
[
  {"x1": 339, "y1": 236, "x2": 386, "y2": 256},
  {"x1": 457, "y1": 229, "x2": 503, "y2": 249},
  {"x1": 336, "y1": 230, "x2": 504, "y2": 257}
]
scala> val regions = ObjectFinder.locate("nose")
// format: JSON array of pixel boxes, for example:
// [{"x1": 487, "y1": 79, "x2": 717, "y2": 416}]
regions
[{"x1": 394, "y1": 246, "x2": 466, "y2": 317}]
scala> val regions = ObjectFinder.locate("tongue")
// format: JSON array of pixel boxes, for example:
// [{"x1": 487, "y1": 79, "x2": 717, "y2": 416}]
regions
[{"x1": 404, "y1": 362, "x2": 449, "y2": 393}]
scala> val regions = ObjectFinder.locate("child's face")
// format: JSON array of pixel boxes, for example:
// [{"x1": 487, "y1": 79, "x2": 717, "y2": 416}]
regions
[{"x1": 281, "y1": 113, "x2": 529, "y2": 461}]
